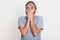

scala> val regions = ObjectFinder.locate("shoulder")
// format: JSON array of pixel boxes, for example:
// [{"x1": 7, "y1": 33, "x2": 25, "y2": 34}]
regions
[
  {"x1": 18, "y1": 16, "x2": 26, "y2": 20},
  {"x1": 36, "y1": 16, "x2": 43, "y2": 20}
]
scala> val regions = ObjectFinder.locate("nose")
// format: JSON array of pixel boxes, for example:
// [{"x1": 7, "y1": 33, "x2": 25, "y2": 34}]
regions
[{"x1": 28, "y1": 7, "x2": 32, "y2": 11}]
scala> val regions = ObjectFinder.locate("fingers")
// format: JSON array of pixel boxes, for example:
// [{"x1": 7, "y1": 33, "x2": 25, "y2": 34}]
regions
[{"x1": 27, "y1": 11, "x2": 34, "y2": 21}]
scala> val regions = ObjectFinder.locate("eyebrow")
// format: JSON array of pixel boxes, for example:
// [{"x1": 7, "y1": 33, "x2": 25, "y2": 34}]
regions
[{"x1": 26, "y1": 4, "x2": 35, "y2": 7}]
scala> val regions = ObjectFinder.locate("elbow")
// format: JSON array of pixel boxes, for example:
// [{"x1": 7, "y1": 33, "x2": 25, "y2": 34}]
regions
[
  {"x1": 22, "y1": 33, "x2": 26, "y2": 37},
  {"x1": 33, "y1": 33, "x2": 39, "y2": 37},
  {"x1": 33, "y1": 31, "x2": 41, "y2": 37},
  {"x1": 21, "y1": 32, "x2": 27, "y2": 37},
  {"x1": 20, "y1": 29, "x2": 27, "y2": 37}
]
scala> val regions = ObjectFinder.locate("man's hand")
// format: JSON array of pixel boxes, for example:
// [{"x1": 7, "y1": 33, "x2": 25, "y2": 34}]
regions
[{"x1": 27, "y1": 11, "x2": 34, "y2": 21}]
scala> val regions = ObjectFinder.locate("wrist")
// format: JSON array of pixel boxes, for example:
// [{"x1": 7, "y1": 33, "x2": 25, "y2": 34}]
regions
[
  {"x1": 27, "y1": 19, "x2": 30, "y2": 22},
  {"x1": 31, "y1": 19, "x2": 34, "y2": 22}
]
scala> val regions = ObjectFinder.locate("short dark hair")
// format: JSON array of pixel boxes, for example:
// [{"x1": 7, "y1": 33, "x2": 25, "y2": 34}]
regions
[{"x1": 25, "y1": 1, "x2": 37, "y2": 10}]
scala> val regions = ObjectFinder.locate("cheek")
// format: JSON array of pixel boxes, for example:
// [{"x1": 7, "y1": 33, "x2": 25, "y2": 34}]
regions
[
  {"x1": 26, "y1": 9, "x2": 29, "y2": 12},
  {"x1": 32, "y1": 10, "x2": 35, "y2": 13},
  {"x1": 25, "y1": 10, "x2": 28, "y2": 14},
  {"x1": 25, "y1": 9, "x2": 35, "y2": 13}
]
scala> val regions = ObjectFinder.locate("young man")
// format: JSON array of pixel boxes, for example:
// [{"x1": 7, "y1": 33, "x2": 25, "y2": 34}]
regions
[{"x1": 18, "y1": 1, "x2": 43, "y2": 40}]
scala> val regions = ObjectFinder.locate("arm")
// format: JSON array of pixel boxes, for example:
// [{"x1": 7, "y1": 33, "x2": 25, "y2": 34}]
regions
[
  {"x1": 30, "y1": 19, "x2": 41, "y2": 36},
  {"x1": 19, "y1": 19, "x2": 30, "y2": 37}
]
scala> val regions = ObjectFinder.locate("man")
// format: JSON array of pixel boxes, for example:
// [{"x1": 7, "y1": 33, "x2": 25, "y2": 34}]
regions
[{"x1": 18, "y1": 1, "x2": 43, "y2": 40}]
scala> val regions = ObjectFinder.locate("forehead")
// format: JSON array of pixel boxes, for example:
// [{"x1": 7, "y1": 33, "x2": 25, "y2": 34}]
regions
[{"x1": 26, "y1": 3, "x2": 35, "y2": 7}]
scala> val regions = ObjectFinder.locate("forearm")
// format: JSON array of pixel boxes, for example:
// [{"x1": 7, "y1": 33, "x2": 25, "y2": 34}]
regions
[
  {"x1": 21, "y1": 20, "x2": 30, "y2": 37},
  {"x1": 30, "y1": 19, "x2": 41, "y2": 36}
]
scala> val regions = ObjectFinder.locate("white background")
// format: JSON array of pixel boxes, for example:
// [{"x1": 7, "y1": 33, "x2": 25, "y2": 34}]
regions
[{"x1": 0, "y1": 0, "x2": 60, "y2": 40}]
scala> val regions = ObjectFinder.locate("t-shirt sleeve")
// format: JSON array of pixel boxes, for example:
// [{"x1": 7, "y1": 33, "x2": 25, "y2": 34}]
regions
[
  {"x1": 36, "y1": 16, "x2": 44, "y2": 30},
  {"x1": 18, "y1": 16, "x2": 25, "y2": 29}
]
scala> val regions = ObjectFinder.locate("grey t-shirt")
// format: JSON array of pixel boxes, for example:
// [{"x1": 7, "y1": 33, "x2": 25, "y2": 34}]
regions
[{"x1": 18, "y1": 16, "x2": 43, "y2": 40}]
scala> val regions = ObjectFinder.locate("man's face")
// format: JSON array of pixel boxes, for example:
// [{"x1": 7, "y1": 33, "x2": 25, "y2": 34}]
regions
[{"x1": 25, "y1": 3, "x2": 36, "y2": 15}]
